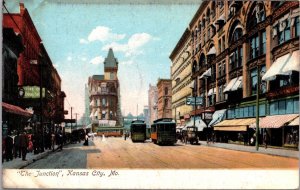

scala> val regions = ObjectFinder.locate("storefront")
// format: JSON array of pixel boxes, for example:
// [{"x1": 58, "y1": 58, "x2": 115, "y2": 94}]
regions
[{"x1": 213, "y1": 118, "x2": 256, "y2": 144}]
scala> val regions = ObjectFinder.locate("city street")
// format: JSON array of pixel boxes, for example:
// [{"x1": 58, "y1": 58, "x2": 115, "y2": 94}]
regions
[{"x1": 25, "y1": 137, "x2": 298, "y2": 169}]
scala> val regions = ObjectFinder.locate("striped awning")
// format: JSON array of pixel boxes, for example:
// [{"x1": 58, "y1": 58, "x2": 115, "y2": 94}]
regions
[
  {"x1": 2, "y1": 102, "x2": 32, "y2": 117},
  {"x1": 249, "y1": 114, "x2": 298, "y2": 128},
  {"x1": 213, "y1": 118, "x2": 256, "y2": 131},
  {"x1": 288, "y1": 116, "x2": 299, "y2": 126}
]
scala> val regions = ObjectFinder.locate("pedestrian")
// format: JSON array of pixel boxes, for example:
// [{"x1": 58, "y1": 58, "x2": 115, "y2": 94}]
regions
[
  {"x1": 51, "y1": 132, "x2": 55, "y2": 151},
  {"x1": 19, "y1": 131, "x2": 29, "y2": 161},
  {"x1": 14, "y1": 131, "x2": 21, "y2": 158},
  {"x1": 5, "y1": 132, "x2": 14, "y2": 162},
  {"x1": 102, "y1": 133, "x2": 106, "y2": 142},
  {"x1": 58, "y1": 130, "x2": 63, "y2": 150},
  {"x1": 124, "y1": 131, "x2": 127, "y2": 140}
]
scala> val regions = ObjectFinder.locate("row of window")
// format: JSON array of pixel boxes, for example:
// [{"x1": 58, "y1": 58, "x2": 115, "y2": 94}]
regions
[
  {"x1": 93, "y1": 112, "x2": 115, "y2": 120},
  {"x1": 91, "y1": 98, "x2": 115, "y2": 107},
  {"x1": 226, "y1": 98, "x2": 299, "y2": 119}
]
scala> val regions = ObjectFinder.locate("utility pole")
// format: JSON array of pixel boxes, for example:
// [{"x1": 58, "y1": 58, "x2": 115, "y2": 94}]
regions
[
  {"x1": 71, "y1": 107, "x2": 73, "y2": 131},
  {"x1": 256, "y1": 66, "x2": 260, "y2": 151}
]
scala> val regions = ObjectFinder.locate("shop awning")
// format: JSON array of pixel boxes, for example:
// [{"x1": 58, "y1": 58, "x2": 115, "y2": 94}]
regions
[
  {"x1": 223, "y1": 77, "x2": 238, "y2": 93},
  {"x1": 262, "y1": 54, "x2": 290, "y2": 81},
  {"x1": 208, "y1": 87, "x2": 216, "y2": 96},
  {"x1": 249, "y1": 114, "x2": 298, "y2": 128},
  {"x1": 282, "y1": 50, "x2": 300, "y2": 74},
  {"x1": 208, "y1": 109, "x2": 226, "y2": 127},
  {"x1": 94, "y1": 110, "x2": 98, "y2": 117},
  {"x1": 214, "y1": 126, "x2": 247, "y2": 131},
  {"x1": 2, "y1": 102, "x2": 32, "y2": 117},
  {"x1": 214, "y1": 13, "x2": 225, "y2": 25},
  {"x1": 231, "y1": 76, "x2": 243, "y2": 91},
  {"x1": 288, "y1": 116, "x2": 299, "y2": 126},
  {"x1": 199, "y1": 68, "x2": 211, "y2": 79},
  {"x1": 89, "y1": 99, "x2": 94, "y2": 106},
  {"x1": 213, "y1": 118, "x2": 256, "y2": 131},
  {"x1": 184, "y1": 117, "x2": 207, "y2": 131},
  {"x1": 207, "y1": 46, "x2": 216, "y2": 55}
]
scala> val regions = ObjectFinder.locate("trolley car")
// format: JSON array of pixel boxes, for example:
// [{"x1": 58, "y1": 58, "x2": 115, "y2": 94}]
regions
[
  {"x1": 151, "y1": 118, "x2": 176, "y2": 145},
  {"x1": 130, "y1": 120, "x2": 146, "y2": 142}
]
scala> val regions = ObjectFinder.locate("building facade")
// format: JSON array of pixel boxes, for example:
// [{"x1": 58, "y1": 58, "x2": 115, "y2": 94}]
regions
[
  {"x1": 170, "y1": 28, "x2": 193, "y2": 126},
  {"x1": 3, "y1": 3, "x2": 66, "y2": 135},
  {"x1": 88, "y1": 48, "x2": 121, "y2": 132},
  {"x1": 157, "y1": 79, "x2": 172, "y2": 119},
  {"x1": 173, "y1": 1, "x2": 299, "y2": 147},
  {"x1": 143, "y1": 106, "x2": 150, "y2": 127},
  {"x1": 148, "y1": 84, "x2": 158, "y2": 124}
]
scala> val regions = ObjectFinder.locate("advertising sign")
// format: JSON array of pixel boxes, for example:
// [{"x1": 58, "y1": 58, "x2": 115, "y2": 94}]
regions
[
  {"x1": 186, "y1": 96, "x2": 203, "y2": 105},
  {"x1": 23, "y1": 86, "x2": 45, "y2": 98}
]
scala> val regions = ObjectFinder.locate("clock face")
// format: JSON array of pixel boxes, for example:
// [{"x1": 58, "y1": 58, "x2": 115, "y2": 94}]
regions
[{"x1": 18, "y1": 87, "x2": 25, "y2": 98}]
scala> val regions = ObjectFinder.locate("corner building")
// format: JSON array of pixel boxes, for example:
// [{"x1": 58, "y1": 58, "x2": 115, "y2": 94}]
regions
[
  {"x1": 175, "y1": 1, "x2": 299, "y2": 147},
  {"x1": 88, "y1": 48, "x2": 123, "y2": 136}
]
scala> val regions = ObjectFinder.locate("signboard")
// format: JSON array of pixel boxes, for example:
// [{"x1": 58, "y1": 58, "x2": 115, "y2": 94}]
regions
[
  {"x1": 23, "y1": 86, "x2": 45, "y2": 99},
  {"x1": 201, "y1": 112, "x2": 213, "y2": 125},
  {"x1": 186, "y1": 96, "x2": 203, "y2": 105}
]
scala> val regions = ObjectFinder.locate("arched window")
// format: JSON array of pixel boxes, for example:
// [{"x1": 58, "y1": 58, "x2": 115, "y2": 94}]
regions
[
  {"x1": 229, "y1": 21, "x2": 243, "y2": 71},
  {"x1": 247, "y1": 3, "x2": 266, "y2": 60},
  {"x1": 247, "y1": 2, "x2": 265, "y2": 29}
]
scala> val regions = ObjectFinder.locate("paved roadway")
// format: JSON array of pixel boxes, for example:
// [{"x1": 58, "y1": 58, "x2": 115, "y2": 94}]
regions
[{"x1": 25, "y1": 136, "x2": 298, "y2": 169}]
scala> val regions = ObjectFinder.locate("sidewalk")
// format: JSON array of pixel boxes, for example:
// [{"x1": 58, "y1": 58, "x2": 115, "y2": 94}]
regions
[
  {"x1": 2, "y1": 145, "x2": 60, "y2": 169},
  {"x1": 198, "y1": 141, "x2": 299, "y2": 159}
]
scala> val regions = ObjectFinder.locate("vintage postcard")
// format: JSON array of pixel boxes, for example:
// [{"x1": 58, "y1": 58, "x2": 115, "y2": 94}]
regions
[{"x1": 1, "y1": 0, "x2": 299, "y2": 189}]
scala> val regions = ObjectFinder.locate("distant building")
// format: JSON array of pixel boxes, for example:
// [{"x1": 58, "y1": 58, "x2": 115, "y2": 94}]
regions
[
  {"x1": 143, "y1": 106, "x2": 150, "y2": 127},
  {"x1": 157, "y1": 79, "x2": 172, "y2": 119},
  {"x1": 88, "y1": 48, "x2": 122, "y2": 133},
  {"x1": 148, "y1": 84, "x2": 158, "y2": 124}
]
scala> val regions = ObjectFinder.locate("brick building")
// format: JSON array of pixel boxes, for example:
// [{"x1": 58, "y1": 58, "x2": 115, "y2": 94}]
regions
[
  {"x1": 157, "y1": 79, "x2": 172, "y2": 119},
  {"x1": 3, "y1": 3, "x2": 66, "y2": 134},
  {"x1": 172, "y1": 1, "x2": 299, "y2": 147}
]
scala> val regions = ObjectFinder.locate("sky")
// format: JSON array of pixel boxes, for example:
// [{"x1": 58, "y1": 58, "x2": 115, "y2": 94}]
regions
[{"x1": 5, "y1": 0, "x2": 199, "y2": 119}]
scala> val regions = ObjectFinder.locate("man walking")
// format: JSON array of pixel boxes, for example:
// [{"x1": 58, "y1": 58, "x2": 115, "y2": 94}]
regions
[
  {"x1": 5, "y1": 132, "x2": 13, "y2": 161},
  {"x1": 20, "y1": 131, "x2": 29, "y2": 161}
]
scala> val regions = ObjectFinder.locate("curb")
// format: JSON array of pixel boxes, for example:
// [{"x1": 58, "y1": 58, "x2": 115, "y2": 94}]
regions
[{"x1": 198, "y1": 141, "x2": 299, "y2": 159}]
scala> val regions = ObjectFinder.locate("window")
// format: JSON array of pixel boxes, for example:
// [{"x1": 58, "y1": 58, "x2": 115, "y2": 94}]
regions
[
  {"x1": 109, "y1": 111, "x2": 113, "y2": 120},
  {"x1": 250, "y1": 65, "x2": 266, "y2": 95},
  {"x1": 164, "y1": 87, "x2": 168, "y2": 95},
  {"x1": 250, "y1": 68, "x2": 258, "y2": 95},
  {"x1": 261, "y1": 31, "x2": 266, "y2": 55},
  {"x1": 222, "y1": 36, "x2": 225, "y2": 52},
  {"x1": 218, "y1": 83, "x2": 226, "y2": 102},
  {"x1": 294, "y1": 16, "x2": 300, "y2": 37},
  {"x1": 211, "y1": 64, "x2": 216, "y2": 81},
  {"x1": 164, "y1": 98, "x2": 168, "y2": 107},
  {"x1": 278, "y1": 19, "x2": 290, "y2": 45},
  {"x1": 102, "y1": 98, "x2": 106, "y2": 106},
  {"x1": 230, "y1": 47, "x2": 243, "y2": 71},
  {"x1": 250, "y1": 35, "x2": 259, "y2": 59},
  {"x1": 269, "y1": 98, "x2": 299, "y2": 115},
  {"x1": 101, "y1": 113, "x2": 106, "y2": 119},
  {"x1": 259, "y1": 104, "x2": 266, "y2": 116},
  {"x1": 218, "y1": 61, "x2": 226, "y2": 78},
  {"x1": 218, "y1": 38, "x2": 221, "y2": 54}
]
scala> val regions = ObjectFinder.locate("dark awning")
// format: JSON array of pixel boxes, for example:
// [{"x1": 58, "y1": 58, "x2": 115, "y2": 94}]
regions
[{"x1": 2, "y1": 102, "x2": 32, "y2": 117}]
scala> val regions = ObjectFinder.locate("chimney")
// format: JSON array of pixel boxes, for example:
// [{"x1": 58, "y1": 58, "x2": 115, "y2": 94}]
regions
[{"x1": 20, "y1": 1, "x2": 25, "y2": 15}]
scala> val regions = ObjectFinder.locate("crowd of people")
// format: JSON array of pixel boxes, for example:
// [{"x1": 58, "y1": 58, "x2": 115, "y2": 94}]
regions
[{"x1": 2, "y1": 129, "x2": 65, "y2": 163}]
